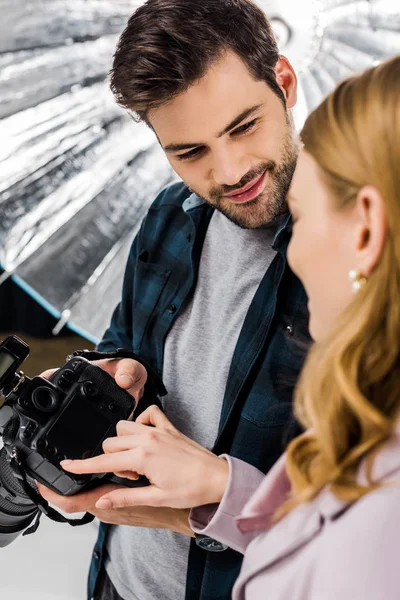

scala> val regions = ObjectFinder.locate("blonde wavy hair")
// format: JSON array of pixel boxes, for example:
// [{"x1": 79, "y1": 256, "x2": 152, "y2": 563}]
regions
[{"x1": 280, "y1": 56, "x2": 400, "y2": 517}]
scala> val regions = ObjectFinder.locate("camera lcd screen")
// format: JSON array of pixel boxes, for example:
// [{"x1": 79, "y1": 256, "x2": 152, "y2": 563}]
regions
[
  {"x1": 0, "y1": 351, "x2": 16, "y2": 378},
  {"x1": 46, "y1": 396, "x2": 112, "y2": 460}
]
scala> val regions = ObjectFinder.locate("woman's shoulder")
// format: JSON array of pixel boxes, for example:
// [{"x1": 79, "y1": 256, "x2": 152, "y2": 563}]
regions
[
  {"x1": 320, "y1": 483, "x2": 400, "y2": 556},
  {"x1": 341, "y1": 480, "x2": 400, "y2": 526},
  {"x1": 320, "y1": 430, "x2": 400, "y2": 540},
  {"x1": 312, "y1": 483, "x2": 400, "y2": 597}
]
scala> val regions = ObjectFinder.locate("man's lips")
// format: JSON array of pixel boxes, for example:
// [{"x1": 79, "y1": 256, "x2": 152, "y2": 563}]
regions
[{"x1": 223, "y1": 171, "x2": 267, "y2": 204}]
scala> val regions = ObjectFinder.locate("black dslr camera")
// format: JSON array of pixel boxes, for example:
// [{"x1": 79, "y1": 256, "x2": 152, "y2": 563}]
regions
[
  {"x1": 0, "y1": 335, "x2": 166, "y2": 547},
  {"x1": 0, "y1": 335, "x2": 136, "y2": 496}
]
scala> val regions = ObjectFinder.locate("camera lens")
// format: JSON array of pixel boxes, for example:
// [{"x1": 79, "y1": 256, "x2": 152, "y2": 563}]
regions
[{"x1": 32, "y1": 387, "x2": 58, "y2": 413}]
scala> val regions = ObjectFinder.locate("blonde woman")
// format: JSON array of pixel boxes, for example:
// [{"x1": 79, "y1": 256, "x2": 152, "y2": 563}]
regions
[{"x1": 60, "y1": 56, "x2": 400, "y2": 598}]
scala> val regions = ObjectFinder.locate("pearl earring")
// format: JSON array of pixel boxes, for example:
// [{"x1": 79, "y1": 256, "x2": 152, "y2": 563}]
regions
[{"x1": 349, "y1": 269, "x2": 368, "y2": 293}]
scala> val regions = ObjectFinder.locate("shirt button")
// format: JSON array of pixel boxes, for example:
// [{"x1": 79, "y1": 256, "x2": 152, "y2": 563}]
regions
[
  {"x1": 285, "y1": 325, "x2": 294, "y2": 337},
  {"x1": 93, "y1": 551, "x2": 100, "y2": 560},
  {"x1": 168, "y1": 304, "x2": 177, "y2": 314}
]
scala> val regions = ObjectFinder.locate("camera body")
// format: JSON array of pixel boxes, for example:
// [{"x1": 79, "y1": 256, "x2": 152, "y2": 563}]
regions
[{"x1": 0, "y1": 335, "x2": 136, "y2": 496}]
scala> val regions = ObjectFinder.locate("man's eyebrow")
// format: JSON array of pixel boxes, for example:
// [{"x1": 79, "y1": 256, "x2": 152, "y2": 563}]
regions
[
  {"x1": 217, "y1": 104, "x2": 264, "y2": 138},
  {"x1": 164, "y1": 142, "x2": 204, "y2": 153},
  {"x1": 163, "y1": 104, "x2": 264, "y2": 153}
]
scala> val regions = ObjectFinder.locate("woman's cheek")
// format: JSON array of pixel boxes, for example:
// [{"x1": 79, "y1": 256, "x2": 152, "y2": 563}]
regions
[{"x1": 287, "y1": 225, "x2": 303, "y2": 280}]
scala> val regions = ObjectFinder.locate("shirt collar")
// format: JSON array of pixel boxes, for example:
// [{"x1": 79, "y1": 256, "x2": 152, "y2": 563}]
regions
[
  {"x1": 272, "y1": 213, "x2": 292, "y2": 253},
  {"x1": 182, "y1": 193, "x2": 204, "y2": 212}
]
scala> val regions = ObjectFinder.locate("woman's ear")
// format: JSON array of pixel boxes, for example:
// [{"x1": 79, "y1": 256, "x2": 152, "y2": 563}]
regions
[
  {"x1": 354, "y1": 185, "x2": 387, "y2": 276},
  {"x1": 274, "y1": 56, "x2": 297, "y2": 109}
]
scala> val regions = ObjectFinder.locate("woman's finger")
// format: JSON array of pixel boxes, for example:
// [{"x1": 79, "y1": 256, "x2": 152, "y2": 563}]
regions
[
  {"x1": 103, "y1": 434, "x2": 143, "y2": 453},
  {"x1": 114, "y1": 470, "x2": 140, "y2": 481},
  {"x1": 116, "y1": 419, "x2": 152, "y2": 436},
  {"x1": 60, "y1": 449, "x2": 140, "y2": 475},
  {"x1": 135, "y1": 405, "x2": 175, "y2": 429}
]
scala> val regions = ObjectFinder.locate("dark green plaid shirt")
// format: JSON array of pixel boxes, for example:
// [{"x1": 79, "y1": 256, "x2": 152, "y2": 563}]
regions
[{"x1": 88, "y1": 181, "x2": 310, "y2": 600}]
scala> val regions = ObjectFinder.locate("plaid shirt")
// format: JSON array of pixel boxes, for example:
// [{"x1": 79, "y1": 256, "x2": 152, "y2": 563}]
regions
[{"x1": 88, "y1": 181, "x2": 310, "y2": 600}]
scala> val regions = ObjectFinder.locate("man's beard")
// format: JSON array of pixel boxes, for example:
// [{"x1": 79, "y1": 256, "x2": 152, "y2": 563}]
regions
[{"x1": 189, "y1": 123, "x2": 299, "y2": 230}]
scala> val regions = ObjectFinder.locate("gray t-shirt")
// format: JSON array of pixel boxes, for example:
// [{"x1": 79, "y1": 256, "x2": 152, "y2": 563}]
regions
[{"x1": 105, "y1": 210, "x2": 277, "y2": 600}]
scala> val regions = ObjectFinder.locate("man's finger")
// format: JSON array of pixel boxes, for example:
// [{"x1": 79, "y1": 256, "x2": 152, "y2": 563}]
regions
[
  {"x1": 94, "y1": 358, "x2": 147, "y2": 399},
  {"x1": 40, "y1": 368, "x2": 58, "y2": 379},
  {"x1": 95, "y1": 486, "x2": 168, "y2": 509},
  {"x1": 36, "y1": 482, "x2": 119, "y2": 513},
  {"x1": 36, "y1": 482, "x2": 64, "y2": 505},
  {"x1": 114, "y1": 358, "x2": 147, "y2": 392}
]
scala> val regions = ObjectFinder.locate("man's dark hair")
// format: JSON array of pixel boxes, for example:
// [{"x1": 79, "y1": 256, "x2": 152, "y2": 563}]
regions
[{"x1": 110, "y1": 0, "x2": 284, "y2": 121}]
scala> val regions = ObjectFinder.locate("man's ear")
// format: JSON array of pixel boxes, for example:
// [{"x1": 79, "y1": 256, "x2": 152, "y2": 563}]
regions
[
  {"x1": 354, "y1": 185, "x2": 387, "y2": 276},
  {"x1": 274, "y1": 56, "x2": 297, "y2": 109}
]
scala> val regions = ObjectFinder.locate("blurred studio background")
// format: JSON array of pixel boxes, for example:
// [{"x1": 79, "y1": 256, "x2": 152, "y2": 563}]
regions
[{"x1": 0, "y1": 1, "x2": 399, "y2": 598}]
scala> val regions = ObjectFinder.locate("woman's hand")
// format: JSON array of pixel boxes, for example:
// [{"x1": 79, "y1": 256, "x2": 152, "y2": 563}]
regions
[{"x1": 60, "y1": 406, "x2": 229, "y2": 510}]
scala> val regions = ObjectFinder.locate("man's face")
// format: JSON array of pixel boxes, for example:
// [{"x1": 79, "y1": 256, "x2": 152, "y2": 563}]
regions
[{"x1": 148, "y1": 51, "x2": 299, "y2": 229}]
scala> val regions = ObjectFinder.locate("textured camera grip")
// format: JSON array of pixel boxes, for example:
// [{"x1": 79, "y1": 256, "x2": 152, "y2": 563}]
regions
[{"x1": 73, "y1": 359, "x2": 136, "y2": 417}]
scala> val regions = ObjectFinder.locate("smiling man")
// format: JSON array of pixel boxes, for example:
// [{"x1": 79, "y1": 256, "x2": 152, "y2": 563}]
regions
[
  {"x1": 38, "y1": 1, "x2": 310, "y2": 599},
  {"x1": 149, "y1": 51, "x2": 298, "y2": 229}
]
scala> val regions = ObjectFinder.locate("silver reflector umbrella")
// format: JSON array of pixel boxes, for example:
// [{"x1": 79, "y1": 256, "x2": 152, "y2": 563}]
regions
[{"x1": 1, "y1": 0, "x2": 399, "y2": 342}]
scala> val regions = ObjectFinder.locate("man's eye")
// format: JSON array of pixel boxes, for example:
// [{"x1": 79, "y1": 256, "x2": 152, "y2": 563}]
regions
[
  {"x1": 176, "y1": 148, "x2": 204, "y2": 161},
  {"x1": 232, "y1": 119, "x2": 257, "y2": 136}
]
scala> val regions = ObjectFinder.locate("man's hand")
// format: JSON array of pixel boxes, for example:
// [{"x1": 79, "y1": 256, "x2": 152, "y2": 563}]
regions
[
  {"x1": 36, "y1": 482, "x2": 194, "y2": 536},
  {"x1": 94, "y1": 358, "x2": 147, "y2": 404},
  {"x1": 60, "y1": 406, "x2": 229, "y2": 511},
  {"x1": 41, "y1": 357, "x2": 147, "y2": 404}
]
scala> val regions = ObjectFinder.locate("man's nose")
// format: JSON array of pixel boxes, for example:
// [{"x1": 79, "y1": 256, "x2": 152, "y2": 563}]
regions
[{"x1": 211, "y1": 149, "x2": 248, "y2": 187}]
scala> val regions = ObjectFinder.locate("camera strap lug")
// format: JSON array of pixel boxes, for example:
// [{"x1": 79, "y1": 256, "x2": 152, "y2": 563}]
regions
[
  {"x1": 11, "y1": 371, "x2": 26, "y2": 395},
  {"x1": 2, "y1": 371, "x2": 26, "y2": 400}
]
